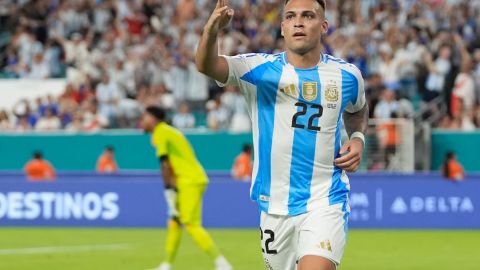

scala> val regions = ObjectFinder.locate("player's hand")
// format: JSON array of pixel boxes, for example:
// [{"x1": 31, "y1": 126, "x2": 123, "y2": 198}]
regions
[
  {"x1": 204, "y1": 0, "x2": 234, "y2": 36},
  {"x1": 334, "y1": 138, "x2": 364, "y2": 172},
  {"x1": 164, "y1": 189, "x2": 180, "y2": 218}
]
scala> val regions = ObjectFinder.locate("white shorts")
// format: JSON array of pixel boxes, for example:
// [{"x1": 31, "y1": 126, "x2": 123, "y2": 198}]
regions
[{"x1": 260, "y1": 202, "x2": 349, "y2": 270}]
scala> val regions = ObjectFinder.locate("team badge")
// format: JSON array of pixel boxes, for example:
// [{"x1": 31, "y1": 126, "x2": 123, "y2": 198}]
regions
[
  {"x1": 280, "y1": 84, "x2": 298, "y2": 98},
  {"x1": 325, "y1": 80, "x2": 339, "y2": 102},
  {"x1": 302, "y1": 82, "x2": 317, "y2": 101}
]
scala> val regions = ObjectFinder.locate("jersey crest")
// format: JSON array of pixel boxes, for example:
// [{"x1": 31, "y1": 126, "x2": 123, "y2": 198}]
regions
[
  {"x1": 302, "y1": 82, "x2": 318, "y2": 101},
  {"x1": 325, "y1": 80, "x2": 339, "y2": 102}
]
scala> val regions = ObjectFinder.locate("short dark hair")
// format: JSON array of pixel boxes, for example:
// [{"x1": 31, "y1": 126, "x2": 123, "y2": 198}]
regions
[
  {"x1": 285, "y1": 0, "x2": 326, "y2": 11},
  {"x1": 106, "y1": 145, "x2": 114, "y2": 152},
  {"x1": 145, "y1": 106, "x2": 166, "y2": 121},
  {"x1": 33, "y1": 151, "x2": 42, "y2": 159}
]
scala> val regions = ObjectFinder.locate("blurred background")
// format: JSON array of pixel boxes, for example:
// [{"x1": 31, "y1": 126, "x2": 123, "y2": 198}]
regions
[{"x1": 0, "y1": 0, "x2": 479, "y2": 269}]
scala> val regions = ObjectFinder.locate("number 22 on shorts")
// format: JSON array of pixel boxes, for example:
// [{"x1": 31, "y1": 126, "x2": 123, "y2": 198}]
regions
[{"x1": 260, "y1": 227, "x2": 278, "y2": 254}]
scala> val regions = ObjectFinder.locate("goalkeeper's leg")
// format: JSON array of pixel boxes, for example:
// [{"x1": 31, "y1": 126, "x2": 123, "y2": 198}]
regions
[
  {"x1": 164, "y1": 218, "x2": 182, "y2": 263},
  {"x1": 185, "y1": 223, "x2": 220, "y2": 258},
  {"x1": 180, "y1": 184, "x2": 233, "y2": 269}
]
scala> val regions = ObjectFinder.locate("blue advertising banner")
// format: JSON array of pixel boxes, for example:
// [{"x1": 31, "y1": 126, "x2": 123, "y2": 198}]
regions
[
  {"x1": 0, "y1": 172, "x2": 478, "y2": 228},
  {"x1": 348, "y1": 174, "x2": 479, "y2": 228}
]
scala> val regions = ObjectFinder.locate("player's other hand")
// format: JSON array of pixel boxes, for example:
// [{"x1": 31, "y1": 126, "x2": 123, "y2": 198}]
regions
[
  {"x1": 204, "y1": 0, "x2": 234, "y2": 36},
  {"x1": 334, "y1": 138, "x2": 364, "y2": 172}
]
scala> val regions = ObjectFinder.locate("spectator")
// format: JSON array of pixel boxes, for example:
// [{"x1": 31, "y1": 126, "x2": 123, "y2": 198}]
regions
[
  {"x1": 424, "y1": 45, "x2": 452, "y2": 102},
  {"x1": 231, "y1": 144, "x2": 252, "y2": 182},
  {"x1": 172, "y1": 102, "x2": 195, "y2": 129},
  {"x1": 374, "y1": 88, "x2": 399, "y2": 119},
  {"x1": 109, "y1": 60, "x2": 136, "y2": 99},
  {"x1": 221, "y1": 86, "x2": 251, "y2": 133},
  {"x1": 451, "y1": 35, "x2": 476, "y2": 117},
  {"x1": 35, "y1": 107, "x2": 61, "y2": 132},
  {"x1": 43, "y1": 39, "x2": 64, "y2": 78},
  {"x1": 0, "y1": 0, "x2": 479, "y2": 132},
  {"x1": 82, "y1": 99, "x2": 109, "y2": 132},
  {"x1": 378, "y1": 42, "x2": 400, "y2": 91},
  {"x1": 452, "y1": 100, "x2": 476, "y2": 131},
  {"x1": 13, "y1": 99, "x2": 38, "y2": 127},
  {"x1": 96, "y1": 146, "x2": 118, "y2": 173},
  {"x1": 206, "y1": 96, "x2": 230, "y2": 131},
  {"x1": 65, "y1": 111, "x2": 84, "y2": 133},
  {"x1": 40, "y1": 94, "x2": 60, "y2": 117},
  {"x1": 0, "y1": 110, "x2": 14, "y2": 131},
  {"x1": 26, "y1": 53, "x2": 50, "y2": 79},
  {"x1": 441, "y1": 151, "x2": 465, "y2": 181},
  {"x1": 14, "y1": 115, "x2": 33, "y2": 132},
  {"x1": 96, "y1": 74, "x2": 120, "y2": 125},
  {"x1": 24, "y1": 151, "x2": 56, "y2": 181}
]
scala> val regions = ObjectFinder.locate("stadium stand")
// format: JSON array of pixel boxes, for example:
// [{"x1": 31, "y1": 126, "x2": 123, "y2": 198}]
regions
[{"x1": 0, "y1": 0, "x2": 479, "y2": 133}]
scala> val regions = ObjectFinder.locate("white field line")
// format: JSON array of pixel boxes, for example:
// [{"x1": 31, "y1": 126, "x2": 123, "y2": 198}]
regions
[{"x1": 0, "y1": 243, "x2": 130, "y2": 255}]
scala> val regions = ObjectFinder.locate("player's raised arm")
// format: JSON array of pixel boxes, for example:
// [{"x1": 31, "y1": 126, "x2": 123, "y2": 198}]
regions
[{"x1": 195, "y1": 0, "x2": 234, "y2": 83}]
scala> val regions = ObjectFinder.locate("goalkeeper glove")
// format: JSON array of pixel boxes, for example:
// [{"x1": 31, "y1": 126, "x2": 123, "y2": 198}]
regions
[{"x1": 164, "y1": 188, "x2": 179, "y2": 218}]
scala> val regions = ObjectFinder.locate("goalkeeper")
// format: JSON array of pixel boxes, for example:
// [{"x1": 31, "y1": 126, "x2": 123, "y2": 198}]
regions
[{"x1": 142, "y1": 106, "x2": 233, "y2": 270}]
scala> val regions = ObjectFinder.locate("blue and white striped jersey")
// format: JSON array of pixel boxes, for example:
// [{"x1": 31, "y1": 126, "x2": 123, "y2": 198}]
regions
[{"x1": 218, "y1": 52, "x2": 365, "y2": 216}]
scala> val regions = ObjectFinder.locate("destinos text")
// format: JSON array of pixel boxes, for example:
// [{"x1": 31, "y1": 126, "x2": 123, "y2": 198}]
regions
[{"x1": 0, "y1": 192, "x2": 119, "y2": 220}]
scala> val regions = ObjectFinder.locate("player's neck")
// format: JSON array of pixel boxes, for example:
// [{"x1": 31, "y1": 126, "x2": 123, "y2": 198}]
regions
[{"x1": 285, "y1": 48, "x2": 322, "y2": 69}]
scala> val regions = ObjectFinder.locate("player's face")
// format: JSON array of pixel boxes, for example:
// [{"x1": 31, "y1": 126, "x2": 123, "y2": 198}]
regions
[
  {"x1": 140, "y1": 112, "x2": 157, "y2": 133},
  {"x1": 281, "y1": 0, "x2": 328, "y2": 55}
]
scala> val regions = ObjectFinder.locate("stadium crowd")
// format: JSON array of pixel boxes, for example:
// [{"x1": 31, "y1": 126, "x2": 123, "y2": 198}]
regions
[{"x1": 0, "y1": 0, "x2": 479, "y2": 132}]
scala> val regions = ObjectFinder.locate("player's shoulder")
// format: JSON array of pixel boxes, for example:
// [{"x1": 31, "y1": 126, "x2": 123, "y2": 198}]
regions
[{"x1": 323, "y1": 54, "x2": 363, "y2": 80}]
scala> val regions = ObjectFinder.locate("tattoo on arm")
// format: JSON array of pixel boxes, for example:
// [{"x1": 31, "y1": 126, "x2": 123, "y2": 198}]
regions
[{"x1": 343, "y1": 104, "x2": 369, "y2": 138}]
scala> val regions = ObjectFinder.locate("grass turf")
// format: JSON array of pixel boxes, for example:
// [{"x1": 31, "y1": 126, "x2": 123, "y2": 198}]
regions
[{"x1": 0, "y1": 228, "x2": 478, "y2": 270}]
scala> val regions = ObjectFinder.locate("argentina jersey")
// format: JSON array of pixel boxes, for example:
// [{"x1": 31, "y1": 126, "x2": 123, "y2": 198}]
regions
[{"x1": 217, "y1": 52, "x2": 365, "y2": 216}]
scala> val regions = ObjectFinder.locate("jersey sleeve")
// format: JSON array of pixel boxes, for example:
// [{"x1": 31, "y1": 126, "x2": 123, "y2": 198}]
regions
[
  {"x1": 152, "y1": 131, "x2": 168, "y2": 158},
  {"x1": 344, "y1": 64, "x2": 366, "y2": 113},
  {"x1": 216, "y1": 53, "x2": 270, "y2": 87}
]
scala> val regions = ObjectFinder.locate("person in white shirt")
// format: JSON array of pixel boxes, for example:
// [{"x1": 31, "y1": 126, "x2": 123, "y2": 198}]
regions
[
  {"x1": 35, "y1": 107, "x2": 61, "y2": 131},
  {"x1": 374, "y1": 88, "x2": 399, "y2": 119},
  {"x1": 172, "y1": 102, "x2": 196, "y2": 129},
  {"x1": 27, "y1": 53, "x2": 50, "y2": 79},
  {"x1": 96, "y1": 74, "x2": 120, "y2": 124}
]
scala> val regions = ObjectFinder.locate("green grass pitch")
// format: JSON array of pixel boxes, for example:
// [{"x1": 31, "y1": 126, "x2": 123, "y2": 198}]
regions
[{"x1": 0, "y1": 228, "x2": 478, "y2": 270}]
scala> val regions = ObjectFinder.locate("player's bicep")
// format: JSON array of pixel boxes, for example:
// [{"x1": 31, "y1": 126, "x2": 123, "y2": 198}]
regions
[{"x1": 210, "y1": 56, "x2": 230, "y2": 85}]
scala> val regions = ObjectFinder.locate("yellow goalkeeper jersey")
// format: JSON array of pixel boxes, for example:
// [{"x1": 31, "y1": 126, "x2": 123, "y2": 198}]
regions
[{"x1": 151, "y1": 122, "x2": 208, "y2": 186}]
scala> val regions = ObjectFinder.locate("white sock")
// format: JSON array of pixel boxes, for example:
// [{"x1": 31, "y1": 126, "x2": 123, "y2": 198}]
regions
[
  {"x1": 158, "y1": 262, "x2": 171, "y2": 270},
  {"x1": 215, "y1": 256, "x2": 232, "y2": 267}
]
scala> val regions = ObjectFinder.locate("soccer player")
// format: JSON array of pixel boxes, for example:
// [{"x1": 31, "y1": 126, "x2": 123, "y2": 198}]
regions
[
  {"x1": 196, "y1": 0, "x2": 369, "y2": 269},
  {"x1": 141, "y1": 106, "x2": 233, "y2": 270}
]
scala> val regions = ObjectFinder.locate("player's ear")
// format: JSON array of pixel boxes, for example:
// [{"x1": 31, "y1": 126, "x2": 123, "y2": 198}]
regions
[
  {"x1": 281, "y1": 22, "x2": 285, "y2": 37},
  {"x1": 321, "y1": 20, "x2": 329, "y2": 34}
]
